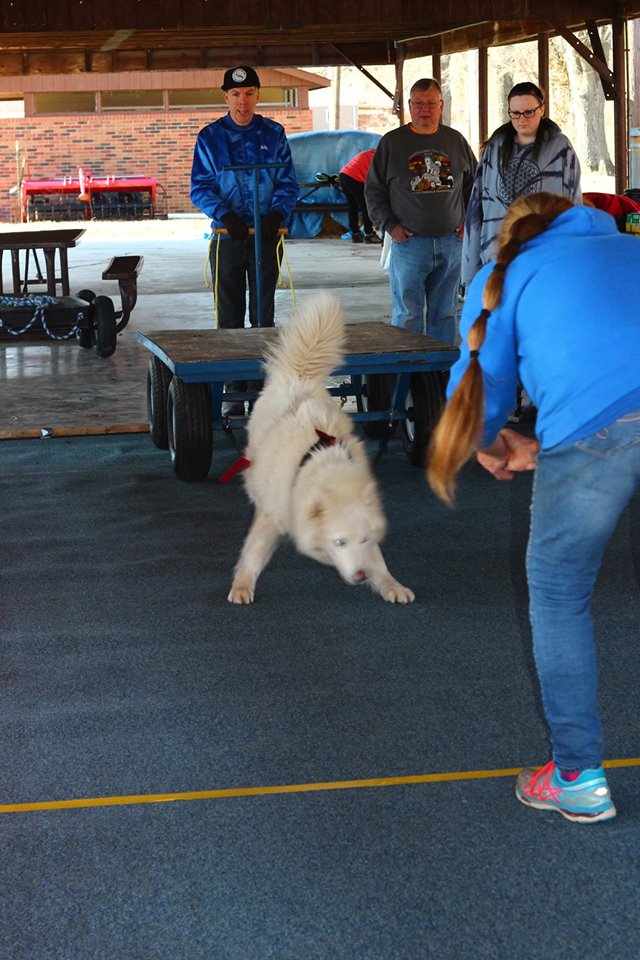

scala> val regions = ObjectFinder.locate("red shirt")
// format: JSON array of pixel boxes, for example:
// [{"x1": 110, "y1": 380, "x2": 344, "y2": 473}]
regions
[{"x1": 339, "y1": 149, "x2": 376, "y2": 182}]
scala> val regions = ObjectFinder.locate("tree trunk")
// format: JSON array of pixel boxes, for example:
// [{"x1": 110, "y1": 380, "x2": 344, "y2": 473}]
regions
[{"x1": 564, "y1": 30, "x2": 615, "y2": 175}]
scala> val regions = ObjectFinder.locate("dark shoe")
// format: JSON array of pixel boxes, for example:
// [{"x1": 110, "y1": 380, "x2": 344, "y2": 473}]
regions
[
  {"x1": 225, "y1": 380, "x2": 247, "y2": 393},
  {"x1": 245, "y1": 380, "x2": 263, "y2": 414},
  {"x1": 221, "y1": 401, "x2": 245, "y2": 418},
  {"x1": 223, "y1": 380, "x2": 247, "y2": 418},
  {"x1": 364, "y1": 232, "x2": 382, "y2": 244},
  {"x1": 351, "y1": 233, "x2": 364, "y2": 243}
]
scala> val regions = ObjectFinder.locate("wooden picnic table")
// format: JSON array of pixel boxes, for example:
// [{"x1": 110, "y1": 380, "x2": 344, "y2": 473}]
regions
[{"x1": 0, "y1": 228, "x2": 85, "y2": 297}]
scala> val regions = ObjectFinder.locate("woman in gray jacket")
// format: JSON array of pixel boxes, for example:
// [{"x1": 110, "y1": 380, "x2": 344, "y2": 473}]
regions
[{"x1": 461, "y1": 82, "x2": 581, "y2": 286}]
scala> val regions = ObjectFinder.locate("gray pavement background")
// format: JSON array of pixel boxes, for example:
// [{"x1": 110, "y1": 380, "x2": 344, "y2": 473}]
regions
[
  {"x1": 2, "y1": 219, "x2": 392, "y2": 436},
  {"x1": 67, "y1": 217, "x2": 392, "y2": 330}
]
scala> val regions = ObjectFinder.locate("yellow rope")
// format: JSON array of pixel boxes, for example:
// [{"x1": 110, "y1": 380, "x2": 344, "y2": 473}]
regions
[
  {"x1": 277, "y1": 233, "x2": 297, "y2": 313},
  {"x1": 213, "y1": 234, "x2": 221, "y2": 328},
  {"x1": 202, "y1": 233, "x2": 220, "y2": 328},
  {"x1": 204, "y1": 235, "x2": 213, "y2": 289},
  {"x1": 203, "y1": 230, "x2": 296, "y2": 328}
]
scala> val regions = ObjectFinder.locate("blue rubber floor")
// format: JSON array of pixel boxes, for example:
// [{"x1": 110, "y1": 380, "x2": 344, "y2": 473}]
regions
[{"x1": 1, "y1": 433, "x2": 639, "y2": 959}]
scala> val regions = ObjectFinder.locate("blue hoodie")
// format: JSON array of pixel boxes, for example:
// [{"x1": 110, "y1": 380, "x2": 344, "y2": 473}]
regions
[
  {"x1": 448, "y1": 205, "x2": 640, "y2": 449},
  {"x1": 190, "y1": 112, "x2": 299, "y2": 229}
]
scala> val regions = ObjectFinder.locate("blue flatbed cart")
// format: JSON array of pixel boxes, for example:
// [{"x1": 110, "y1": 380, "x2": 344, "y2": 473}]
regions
[{"x1": 137, "y1": 322, "x2": 459, "y2": 480}]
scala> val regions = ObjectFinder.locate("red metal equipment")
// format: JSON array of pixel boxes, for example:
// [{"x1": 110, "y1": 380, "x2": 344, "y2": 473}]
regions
[{"x1": 21, "y1": 168, "x2": 160, "y2": 221}]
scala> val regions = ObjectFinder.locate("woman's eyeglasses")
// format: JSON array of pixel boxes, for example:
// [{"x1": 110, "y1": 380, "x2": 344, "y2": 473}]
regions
[{"x1": 508, "y1": 106, "x2": 543, "y2": 119}]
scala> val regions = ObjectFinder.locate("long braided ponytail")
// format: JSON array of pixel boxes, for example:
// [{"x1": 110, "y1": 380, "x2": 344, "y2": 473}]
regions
[{"x1": 427, "y1": 192, "x2": 575, "y2": 506}]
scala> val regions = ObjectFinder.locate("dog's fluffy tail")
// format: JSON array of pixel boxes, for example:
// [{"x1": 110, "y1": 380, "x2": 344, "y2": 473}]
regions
[{"x1": 265, "y1": 294, "x2": 346, "y2": 383}]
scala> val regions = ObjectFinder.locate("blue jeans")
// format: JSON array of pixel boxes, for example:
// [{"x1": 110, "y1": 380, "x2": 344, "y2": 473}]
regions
[
  {"x1": 526, "y1": 409, "x2": 640, "y2": 770},
  {"x1": 388, "y1": 233, "x2": 461, "y2": 344}
]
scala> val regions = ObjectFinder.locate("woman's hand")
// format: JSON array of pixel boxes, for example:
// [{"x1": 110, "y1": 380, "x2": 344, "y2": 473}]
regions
[{"x1": 476, "y1": 428, "x2": 539, "y2": 480}]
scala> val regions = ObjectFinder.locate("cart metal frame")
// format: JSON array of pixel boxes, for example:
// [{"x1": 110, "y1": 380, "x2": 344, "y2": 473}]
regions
[{"x1": 137, "y1": 323, "x2": 460, "y2": 479}]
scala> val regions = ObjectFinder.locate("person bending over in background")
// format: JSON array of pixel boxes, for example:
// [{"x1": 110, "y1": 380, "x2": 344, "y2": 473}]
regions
[
  {"x1": 338, "y1": 148, "x2": 382, "y2": 244},
  {"x1": 428, "y1": 192, "x2": 640, "y2": 824}
]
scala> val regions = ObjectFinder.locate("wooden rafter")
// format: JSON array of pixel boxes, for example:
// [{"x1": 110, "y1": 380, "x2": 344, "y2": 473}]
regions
[{"x1": 553, "y1": 20, "x2": 617, "y2": 98}]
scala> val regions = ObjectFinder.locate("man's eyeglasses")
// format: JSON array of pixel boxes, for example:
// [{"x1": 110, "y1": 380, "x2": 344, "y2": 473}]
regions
[
  {"x1": 508, "y1": 106, "x2": 543, "y2": 119},
  {"x1": 409, "y1": 98, "x2": 443, "y2": 109}
]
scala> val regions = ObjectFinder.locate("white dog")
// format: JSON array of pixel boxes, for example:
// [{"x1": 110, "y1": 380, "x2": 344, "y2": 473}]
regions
[{"x1": 228, "y1": 294, "x2": 415, "y2": 605}]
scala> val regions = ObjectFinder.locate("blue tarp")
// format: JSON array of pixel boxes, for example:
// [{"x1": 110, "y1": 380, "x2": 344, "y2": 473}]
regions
[{"x1": 287, "y1": 129, "x2": 381, "y2": 238}]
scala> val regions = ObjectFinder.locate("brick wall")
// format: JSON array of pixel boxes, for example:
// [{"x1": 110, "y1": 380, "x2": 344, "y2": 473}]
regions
[{"x1": 0, "y1": 108, "x2": 314, "y2": 222}]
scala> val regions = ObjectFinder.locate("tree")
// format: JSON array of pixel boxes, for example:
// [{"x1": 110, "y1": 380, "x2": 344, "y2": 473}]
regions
[{"x1": 559, "y1": 29, "x2": 615, "y2": 175}]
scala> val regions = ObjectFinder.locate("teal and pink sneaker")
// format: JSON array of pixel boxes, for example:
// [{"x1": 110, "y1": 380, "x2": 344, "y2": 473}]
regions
[{"x1": 515, "y1": 761, "x2": 616, "y2": 823}]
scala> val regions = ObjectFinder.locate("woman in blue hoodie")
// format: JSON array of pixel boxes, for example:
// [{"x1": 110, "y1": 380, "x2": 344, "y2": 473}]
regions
[{"x1": 429, "y1": 192, "x2": 640, "y2": 824}]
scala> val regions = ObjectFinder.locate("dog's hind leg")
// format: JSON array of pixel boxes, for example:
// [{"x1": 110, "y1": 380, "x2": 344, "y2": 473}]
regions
[
  {"x1": 366, "y1": 544, "x2": 415, "y2": 604},
  {"x1": 228, "y1": 510, "x2": 282, "y2": 604}
]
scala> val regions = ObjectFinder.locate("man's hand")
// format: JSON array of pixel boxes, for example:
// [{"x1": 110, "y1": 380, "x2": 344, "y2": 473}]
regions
[
  {"x1": 260, "y1": 210, "x2": 284, "y2": 241},
  {"x1": 389, "y1": 224, "x2": 414, "y2": 243},
  {"x1": 477, "y1": 428, "x2": 539, "y2": 480},
  {"x1": 221, "y1": 212, "x2": 249, "y2": 240}
]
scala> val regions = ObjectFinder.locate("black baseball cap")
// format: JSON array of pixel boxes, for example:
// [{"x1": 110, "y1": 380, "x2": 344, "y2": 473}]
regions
[{"x1": 222, "y1": 66, "x2": 261, "y2": 91}]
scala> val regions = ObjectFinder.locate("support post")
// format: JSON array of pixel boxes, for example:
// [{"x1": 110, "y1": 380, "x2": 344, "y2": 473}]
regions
[
  {"x1": 478, "y1": 46, "x2": 488, "y2": 147},
  {"x1": 612, "y1": 17, "x2": 628, "y2": 193},
  {"x1": 393, "y1": 42, "x2": 406, "y2": 125},
  {"x1": 538, "y1": 28, "x2": 549, "y2": 102}
]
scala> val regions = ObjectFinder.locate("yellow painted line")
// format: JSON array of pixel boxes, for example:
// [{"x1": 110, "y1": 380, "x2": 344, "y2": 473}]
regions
[
  {"x1": 0, "y1": 423, "x2": 148, "y2": 441},
  {"x1": 1, "y1": 758, "x2": 638, "y2": 814}
]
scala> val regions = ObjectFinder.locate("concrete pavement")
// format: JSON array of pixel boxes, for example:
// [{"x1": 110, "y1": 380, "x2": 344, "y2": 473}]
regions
[{"x1": 2, "y1": 219, "x2": 392, "y2": 437}]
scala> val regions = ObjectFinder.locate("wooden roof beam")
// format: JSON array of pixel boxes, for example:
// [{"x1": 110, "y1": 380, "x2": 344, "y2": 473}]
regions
[
  {"x1": 552, "y1": 20, "x2": 616, "y2": 97},
  {"x1": 331, "y1": 44, "x2": 395, "y2": 100}
]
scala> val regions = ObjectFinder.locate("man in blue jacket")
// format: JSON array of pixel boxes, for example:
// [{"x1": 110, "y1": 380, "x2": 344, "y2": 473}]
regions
[{"x1": 191, "y1": 66, "x2": 299, "y2": 412}]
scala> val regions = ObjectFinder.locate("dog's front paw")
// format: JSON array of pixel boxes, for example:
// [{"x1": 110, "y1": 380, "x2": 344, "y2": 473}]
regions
[
  {"x1": 227, "y1": 582, "x2": 255, "y2": 604},
  {"x1": 382, "y1": 582, "x2": 415, "y2": 604}
]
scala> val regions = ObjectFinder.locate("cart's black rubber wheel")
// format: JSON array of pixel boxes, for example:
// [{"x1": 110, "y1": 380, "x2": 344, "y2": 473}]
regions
[
  {"x1": 167, "y1": 377, "x2": 213, "y2": 481},
  {"x1": 357, "y1": 373, "x2": 398, "y2": 439},
  {"x1": 76, "y1": 316, "x2": 93, "y2": 349},
  {"x1": 76, "y1": 289, "x2": 96, "y2": 304},
  {"x1": 147, "y1": 356, "x2": 173, "y2": 449},
  {"x1": 75, "y1": 290, "x2": 97, "y2": 348},
  {"x1": 401, "y1": 371, "x2": 449, "y2": 467},
  {"x1": 93, "y1": 295, "x2": 117, "y2": 358}
]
